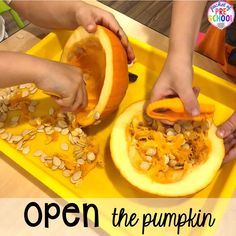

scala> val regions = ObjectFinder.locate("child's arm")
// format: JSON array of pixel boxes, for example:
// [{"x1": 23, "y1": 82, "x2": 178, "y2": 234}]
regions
[
  {"x1": 150, "y1": 1, "x2": 207, "y2": 115},
  {"x1": 217, "y1": 112, "x2": 236, "y2": 163},
  {"x1": 0, "y1": 51, "x2": 87, "y2": 112},
  {"x1": 10, "y1": 0, "x2": 134, "y2": 63}
]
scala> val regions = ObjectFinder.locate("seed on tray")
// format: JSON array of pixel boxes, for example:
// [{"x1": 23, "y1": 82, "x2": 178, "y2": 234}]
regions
[
  {"x1": 71, "y1": 171, "x2": 82, "y2": 183},
  {"x1": 61, "y1": 128, "x2": 69, "y2": 135},
  {"x1": 59, "y1": 161, "x2": 65, "y2": 170},
  {"x1": 49, "y1": 107, "x2": 54, "y2": 115},
  {"x1": 145, "y1": 148, "x2": 156, "y2": 156},
  {"x1": 40, "y1": 155, "x2": 46, "y2": 163},
  {"x1": 16, "y1": 140, "x2": 23, "y2": 150},
  {"x1": 0, "y1": 128, "x2": 5, "y2": 134},
  {"x1": 58, "y1": 120, "x2": 67, "y2": 129},
  {"x1": 87, "y1": 152, "x2": 96, "y2": 162},
  {"x1": 22, "y1": 146, "x2": 30, "y2": 155},
  {"x1": 34, "y1": 150, "x2": 43, "y2": 157},
  {"x1": 140, "y1": 161, "x2": 151, "y2": 171},
  {"x1": 0, "y1": 132, "x2": 8, "y2": 140},
  {"x1": 54, "y1": 127, "x2": 62, "y2": 132},
  {"x1": 61, "y1": 143, "x2": 69, "y2": 151},
  {"x1": 22, "y1": 90, "x2": 29, "y2": 98},
  {"x1": 53, "y1": 156, "x2": 61, "y2": 167},
  {"x1": 12, "y1": 135, "x2": 23, "y2": 143},
  {"x1": 22, "y1": 129, "x2": 31, "y2": 136},
  {"x1": 63, "y1": 169, "x2": 71, "y2": 177}
]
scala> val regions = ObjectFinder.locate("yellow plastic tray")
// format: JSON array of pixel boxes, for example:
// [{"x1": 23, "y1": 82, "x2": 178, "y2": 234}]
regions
[{"x1": 0, "y1": 30, "x2": 236, "y2": 199}]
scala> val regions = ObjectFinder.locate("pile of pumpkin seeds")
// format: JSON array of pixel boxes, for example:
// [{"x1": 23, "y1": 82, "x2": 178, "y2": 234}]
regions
[
  {"x1": 128, "y1": 115, "x2": 211, "y2": 175},
  {"x1": 0, "y1": 83, "x2": 99, "y2": 184}
]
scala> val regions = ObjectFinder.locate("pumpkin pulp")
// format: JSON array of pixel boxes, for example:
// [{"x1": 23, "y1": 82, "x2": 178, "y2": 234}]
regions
[
  {"x1": 127, "y1": 113, "x2": 211, "y2": 184},
  {"x1": 66, "y1": 37, "x2": 106, "y2": 122}
]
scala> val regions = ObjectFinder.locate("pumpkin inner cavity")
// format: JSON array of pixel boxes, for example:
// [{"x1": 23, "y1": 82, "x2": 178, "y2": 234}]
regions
[
  {"x1": 67, "y1": 37, "x2": 106, "y2": 117},
  {"x1": 127, "y1": 113, "x2": 211, "y2": 184}
]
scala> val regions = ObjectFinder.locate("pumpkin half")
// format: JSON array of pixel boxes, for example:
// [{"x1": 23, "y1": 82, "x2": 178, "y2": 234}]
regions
[
  {"x1": 61, "y1": 26, "x2": 128, "y2": 126},
  {"x1": 110, "y1": 100, "x2": 224, "y2": 196}
]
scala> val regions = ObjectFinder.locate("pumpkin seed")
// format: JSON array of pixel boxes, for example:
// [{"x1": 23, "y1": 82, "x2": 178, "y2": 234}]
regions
[
  {"x1": 182, "y1": 143, "x2": 190, "y2": 150},
  {"x1": 22, "y1": 146, "x2": 30, "y2": 155},
  {"x1": 0, "y1": 128, "x2": 5, "y2": 134},
  {"x1": 0, "y1": 132, "x2": 9, "y2": 140},
  {"x1": 71, "y1": 171, "x2": 82, "y2": 183},
  {"x1": 140, "y1": 161, "x2": 151, "y2": 171},
  {"x1": 53, "y1": 156, "x2": 61, "y2": 167},
  {"x1": 61, "y1": 143, "x2": 69, "y2": 151},
  {"x1": 77, "y1": 158, "x2": 85, "y2": 165},
  {"x1": 63, "y1": 169, "x2": 71, "y2": 177},
  {"x1": 58, "y1": 120, "x2": 67, "y2": 129},
  {"x1": 87, "y1": 152, "x2": 96, "y2": 161},
  {"x1": 30, "y1": 88, "x2": 38, "y2": 94},
  {"x1": 61, "y1": 128, "x2": 69, "y2": 135},
  {"x1": 94, "y1": 112, "x2": 100, "y2": 120},
  {"x1": 145, "y1": 148, "x2": 156, "y2": 156},
  {"x1": 174, "y1": 123, "x2": 181, "y2": 133},
  {"x1": 59, "y1": 161, "x2": 65, "y2": 170},
  {"x1": 145, "y1": 156, "x2": 153, "y2": 162},
  {"x1": 169, "y1": 159, "x2": 177, "y2": 167},
  {"x1": 22, "y1": 90, "x2": 29, "y2": 97},
  {"x1": 16, "y1": 140, "x2": 23, "y2": 150},
  {"x1": 164, "y1": 155, "x2": 170, "y2": 164},
  {"x1": 34, "y1": 150, "x2": 44, "y2": 157}
]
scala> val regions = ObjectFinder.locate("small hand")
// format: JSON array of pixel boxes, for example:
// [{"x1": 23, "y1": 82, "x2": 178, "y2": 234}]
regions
[
  {"x1": 36, "y1": 60, "x2": 87, "y2": 112},
  {"x1": 75, "y1": 2, "x2": 135, "y2": 63},
  {"x1": 217, "y1": 112, "x2": 236, "y2": 163},
  {"x1": 150, "y1": 54, "x2": 200, "y2": 116}
]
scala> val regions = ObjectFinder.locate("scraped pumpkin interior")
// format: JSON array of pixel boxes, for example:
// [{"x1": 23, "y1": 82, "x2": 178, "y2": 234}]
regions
[{"x1": 64, "y1": 37, "x2": 106, "y2": 122}]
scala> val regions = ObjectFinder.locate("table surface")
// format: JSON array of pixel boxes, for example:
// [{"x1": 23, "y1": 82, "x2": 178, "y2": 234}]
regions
[{"x1": 0, "y1": 1, "x2": 234, "y2": 197}]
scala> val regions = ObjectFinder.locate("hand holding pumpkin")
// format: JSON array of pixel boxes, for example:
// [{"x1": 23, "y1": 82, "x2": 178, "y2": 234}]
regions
[
  {"x1": 150, "y1": 53, "x2": 200, "y2": 116},
  {"x1": 217, "y1": 112, "x2": 236, "y2": 163},
  {"x1": 35, "y1": 60, "x2": 87, "y2": 113}
]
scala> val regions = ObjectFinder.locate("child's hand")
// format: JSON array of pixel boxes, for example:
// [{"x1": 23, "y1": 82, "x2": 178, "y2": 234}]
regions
[
  {"x1": 11, "y1": 1, "x2": 135, "y2": 64},
  {"x1": 150, "y1": 54, "x2": 200, "y2": 116},
  {"x1": 36, "y1": 60, "x2": 87, "y2": 112},
  {"x1": 75, "y1": 2, "x2": 135, "y2": 63},
  {"x1": 217, "y1": 112, "x2": 236, "y2": 163}
]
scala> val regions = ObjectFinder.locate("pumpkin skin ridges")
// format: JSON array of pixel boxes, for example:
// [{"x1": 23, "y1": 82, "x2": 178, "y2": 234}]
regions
[
  {"x1": 110, "y1": 101, "x2": 225, "y2": 197},
  {"x1": 99, "y1": 27, "x2": 128, "y2": 118}
]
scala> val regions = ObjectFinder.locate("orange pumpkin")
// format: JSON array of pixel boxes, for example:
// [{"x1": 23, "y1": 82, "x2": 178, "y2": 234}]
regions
[
  {"x1": 61, "y1": 26, "x2": 128, "y2": 126},
  {"x1": 110, "y1": 99, "x2": 224, "y2": 196}
]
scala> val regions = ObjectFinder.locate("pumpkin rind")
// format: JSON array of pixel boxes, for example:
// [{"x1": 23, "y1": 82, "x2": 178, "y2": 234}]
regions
[
  {"x1": 61, "y1": 26, "x2": 128, "y2": 126},
  {"x1": 110, "y1": 101, "x2": 225, "y2": 196}
]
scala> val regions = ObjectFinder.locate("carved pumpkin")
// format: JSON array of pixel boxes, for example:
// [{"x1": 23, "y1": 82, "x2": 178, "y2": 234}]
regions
[
  {"x1": 61, "y1": 26, "x2": 128, "y2": 126},
  {"x1": 110, "y1": 99, "x2": 224, "y2": 196}
]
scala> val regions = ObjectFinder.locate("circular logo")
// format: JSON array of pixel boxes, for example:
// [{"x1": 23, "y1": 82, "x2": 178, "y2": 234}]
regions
[{"x1": 208, "y1": 0, "x2": 235, "y2": 29}]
